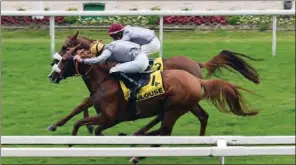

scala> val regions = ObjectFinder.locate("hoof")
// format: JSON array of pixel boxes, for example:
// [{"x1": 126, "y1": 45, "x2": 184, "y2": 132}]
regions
[
  {"x1": 47, "y1": 125, "x2": 57, "y2": 132},
  {"x1": 69, "y1": 144, "x2": 74, "y2": 148},
  {"x1": 87, "y1": 125, "x2": 94, "y2": 134},
  {"x1": 118, "y1": 132, "x2": 127, "y2": 136},
  {"x1": 129, "y1": 157, "x2": 139, "y2": 164}
]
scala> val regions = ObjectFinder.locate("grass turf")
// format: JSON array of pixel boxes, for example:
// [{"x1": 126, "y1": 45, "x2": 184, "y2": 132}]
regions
[{"x1": 1, "y1": 29, "x2": 295, "y2": 164}]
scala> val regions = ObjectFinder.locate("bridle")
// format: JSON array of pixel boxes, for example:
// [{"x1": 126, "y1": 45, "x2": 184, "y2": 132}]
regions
[
  {"x1": 74, "y1": 40, "x2": 104, "y2": 76},
  {"x1": 59, "y1": 39, "x2": 105, "y2": 79},
  {"x1": 74, "y1": 51, "x2": 112, "y2": 89},
  {"x1": 60, "y1": 49, "x2": 115, "y2": 91}
]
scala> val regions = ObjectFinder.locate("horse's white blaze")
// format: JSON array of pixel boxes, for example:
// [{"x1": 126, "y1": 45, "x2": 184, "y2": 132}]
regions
[{"x1": 52, "y1": 52, "x2": 62, "y2": 61}]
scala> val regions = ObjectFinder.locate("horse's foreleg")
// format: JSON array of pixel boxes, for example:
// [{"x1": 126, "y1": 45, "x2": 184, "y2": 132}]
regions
[
  {"x1": 190, "y1": 104, "x2": 209, "y2": 136},
  {"x1": 48, "y1": 96, "x2": 93, "y2": 132}
]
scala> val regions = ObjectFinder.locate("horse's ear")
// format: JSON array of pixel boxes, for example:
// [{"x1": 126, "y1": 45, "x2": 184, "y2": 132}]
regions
[{"x1": 73, "y1": 30, "x2": 80, "y2": 39}]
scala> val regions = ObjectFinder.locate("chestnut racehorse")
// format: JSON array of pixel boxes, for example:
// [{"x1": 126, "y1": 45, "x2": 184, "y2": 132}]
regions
[
  {"x1": 48, "y1": 46, "x2": 258, "y2": 163},
  {"x1": 48, "y1": 31, "x2": 262, "y2": 137}
]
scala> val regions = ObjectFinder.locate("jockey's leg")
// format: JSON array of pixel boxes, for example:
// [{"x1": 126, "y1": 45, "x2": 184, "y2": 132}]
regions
[
  {"x1": 141, "y1": 37, "x2": 161, "y2": 56},
  {"x1": 109, "y1": 52, "x2": 149, "y2": 118}
]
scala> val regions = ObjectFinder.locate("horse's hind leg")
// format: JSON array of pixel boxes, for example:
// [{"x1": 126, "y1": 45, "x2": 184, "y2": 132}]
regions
[
  {"x1": 93, "y1": 122, "x2": 120, "y2": 136},
  {"x1": 48, "y1": 96, "x2": 93, "y2": 132},
  {"x1": 190, "y1": 104, "x2": 209, "y2": 136},
  {"x1": 132, "y1": 115, "x2": 162, "y2": 136},
  {"x1": 93, "y1": 115, "x2": 161, "y2": 137},
  {"x1": 83, "y1": 106, "x2": 95, "y2": 134}
]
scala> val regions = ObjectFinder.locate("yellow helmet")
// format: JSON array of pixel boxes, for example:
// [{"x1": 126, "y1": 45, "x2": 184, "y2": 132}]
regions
[{"x1": 89, "y1": 41, "x2": 105, "y2": 56}]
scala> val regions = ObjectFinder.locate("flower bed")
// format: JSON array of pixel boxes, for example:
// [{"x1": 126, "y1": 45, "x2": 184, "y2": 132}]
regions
[
  {"x1": 162, "y1": 16, "x2": 227, "y2": 25},
  {"x1": 75, "y1": 16, "x2": 149, "y2": 25},
  {"x1": 1, "y1": 15, "x2": 295, "y2": 31},
  {"x1": 1, "y1": 16, "x2": 65, "y2": 25}
]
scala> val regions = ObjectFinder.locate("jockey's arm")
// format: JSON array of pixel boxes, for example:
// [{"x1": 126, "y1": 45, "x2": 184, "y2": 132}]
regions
[
  {"x1": 121, "y1": 30, "x2": 131, "y2": 41},
  {"x1": 82, "y1": 49, "x2": 112, "y2": 64}
]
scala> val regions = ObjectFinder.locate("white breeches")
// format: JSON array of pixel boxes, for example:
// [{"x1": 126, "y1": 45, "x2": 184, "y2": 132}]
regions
[
  {"x1": 141, "y1": 37, "x2": 161, "y2": 56},
  {"x1": 109, "y1": 52, "x2": 149, "y2": 74}
]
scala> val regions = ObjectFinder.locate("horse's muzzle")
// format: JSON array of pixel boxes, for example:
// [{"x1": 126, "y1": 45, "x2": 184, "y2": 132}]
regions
[
  {"x1": 48, "y1": 64, "x2": 62, "y2": 84},
  {"x1": 48, "y1": 73, "x2": 61, "y2": 84}
]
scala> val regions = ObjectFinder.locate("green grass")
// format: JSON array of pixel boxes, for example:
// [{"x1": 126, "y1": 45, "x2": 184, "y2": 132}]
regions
[{"x1": 1, "y1": 29, "x2": 295, "y2": 164}]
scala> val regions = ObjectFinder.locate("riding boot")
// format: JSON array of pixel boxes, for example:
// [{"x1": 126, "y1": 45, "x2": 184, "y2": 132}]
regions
[{"x1": 110, "y1": 72, "x2": 141, "y2": 118}]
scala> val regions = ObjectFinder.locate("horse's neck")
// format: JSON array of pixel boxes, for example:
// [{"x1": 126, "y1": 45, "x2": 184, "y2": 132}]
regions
[
  {"x1": 81, "y1": 76, "x2": 92, "y2": 94},
  {"x1": 77, "y1": 37, "x2": 92, "y2": 49},
  {"x1": 84, "y1": 64, "x2": 114, "y2": 93}
]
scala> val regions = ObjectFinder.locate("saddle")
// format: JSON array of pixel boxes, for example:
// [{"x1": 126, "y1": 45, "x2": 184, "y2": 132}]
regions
[
  {"x1": 122, "y1": 58, "x2": 160, "y2": 89},
  {"x1": 119, "y1": 57, "x2": 165, "y2": 102}
]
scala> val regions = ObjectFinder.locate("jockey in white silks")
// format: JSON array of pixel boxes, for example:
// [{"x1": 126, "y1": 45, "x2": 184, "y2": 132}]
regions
[
  {"x1": 74, "y1": 40, "x2": 149, "y2": 117},
  {"x1": 107, "y1": 23, "x2": 161, "y2": 56}
]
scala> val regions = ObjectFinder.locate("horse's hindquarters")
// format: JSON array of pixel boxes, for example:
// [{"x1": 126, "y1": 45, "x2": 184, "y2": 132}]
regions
[{"x1": 161, "y1": 70, "x2": 203, "y2": 109}]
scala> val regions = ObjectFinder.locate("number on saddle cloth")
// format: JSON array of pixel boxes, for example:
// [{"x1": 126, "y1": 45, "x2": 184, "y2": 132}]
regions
[
  {"x1": 119, "y1": 58, "x2": 165, "y2": 102},
  {"x1": 149, "y1": 57, "x2": 163, "y2": 72}
]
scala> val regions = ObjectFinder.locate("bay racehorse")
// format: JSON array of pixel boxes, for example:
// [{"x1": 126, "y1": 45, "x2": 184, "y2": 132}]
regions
[
  {"x1": 48, "y1": 46, "x2": 258, "y2": 163},
  {"x1": 48, "y1": 31, "x2": 262, "y2": 136}
]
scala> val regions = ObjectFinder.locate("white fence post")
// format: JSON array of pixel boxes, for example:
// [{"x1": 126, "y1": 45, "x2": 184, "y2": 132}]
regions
[
  {"x1": 50, "y1": 16, "x2": 55, "y2": 57},
  {"x1": 159, "y1": 16, "x2": 164, "y2": 58},
  {"x1": 272, "y1": 16, "x2": 277, "y2": 56},
  {"x1": 217, "y1": 138, "x2": 227, "y2": 165}
]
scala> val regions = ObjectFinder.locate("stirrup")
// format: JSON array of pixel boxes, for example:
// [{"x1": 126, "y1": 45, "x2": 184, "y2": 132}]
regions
[
  {"x1": 128, "y1": 85, "x2": 141, "y2": 100},
  {"x1": 128, "y1": 91, "x2": 137, "y2": 100}
]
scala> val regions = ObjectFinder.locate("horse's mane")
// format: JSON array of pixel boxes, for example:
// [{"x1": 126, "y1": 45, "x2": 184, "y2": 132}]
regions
[{"x1": 77, "y1": 36, "x2": 96, "y2": 42}]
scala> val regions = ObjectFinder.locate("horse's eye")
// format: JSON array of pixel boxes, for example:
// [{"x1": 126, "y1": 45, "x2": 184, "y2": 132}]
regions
[{"x1": 62, "y1": 46, "x2": 67, "y2": 50}]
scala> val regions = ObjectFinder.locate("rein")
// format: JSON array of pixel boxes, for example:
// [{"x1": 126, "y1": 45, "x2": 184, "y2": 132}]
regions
[
  {"x1": 75, "y1": 60, "x2": 93, "y2": 76},
  {"x1": 67, "y1": 39, "x2": 111, "y2": 86},
  {"x1": 76, "y1": 60, "x2": 111, "y2": 89},
  {"x1": 70, "y1": 50, "x2": 94, "y2": 77},
  {"x1": 71, "y1": 39, "x2": 104, "y2": 77}
]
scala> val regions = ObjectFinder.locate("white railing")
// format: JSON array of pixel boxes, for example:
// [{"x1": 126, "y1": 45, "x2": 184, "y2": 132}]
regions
[
  {"x1": 1, "y1": 10, "x2": 295, "y2": 57},
  {"x1": 1, "y1": 136, "x2": 295, "y2": 165}
]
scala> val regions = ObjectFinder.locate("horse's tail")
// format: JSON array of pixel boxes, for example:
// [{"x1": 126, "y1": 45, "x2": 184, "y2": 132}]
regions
[
  {"x1": 199, "y1": 79, "x2": 258, "y2": 116},
  {"x1": 198, "y1": 50, "x2": 264, "y2": 85}
]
